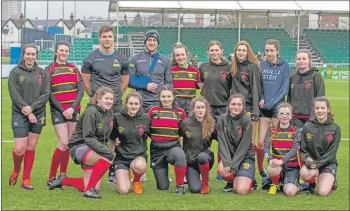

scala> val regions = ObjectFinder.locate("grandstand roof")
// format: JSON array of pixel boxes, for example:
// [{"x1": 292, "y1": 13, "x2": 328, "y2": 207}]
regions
[{"x1": 109, "y1": 1, "x2": 349, "y2": 14}]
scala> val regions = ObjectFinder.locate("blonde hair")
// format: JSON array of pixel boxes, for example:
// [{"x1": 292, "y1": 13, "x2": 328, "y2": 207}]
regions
[
  {"x1": 91, "y1": 87, "x2": 115, "y2": 105},
  {"x1": 277, "y1": 102, "x2": 293, "y2": 114},
  {"x1": 20, "y1": 44, "x2": 38, "y2": 64},
  {"x1": 190, "y1": 97, "x2": 215, "y2": 139},
  {"x1": 171, "y1": 42, "x2": 190, "y2": 66},
  {"x1": 265, "y1": 39, "x2": 280, "y2": 58},
  {"x1": 231, "y1": 40, "x2": 261, "y2": 76},
  {"x1": 296, "y1": 49, "x2": 312, "y2": 70}
]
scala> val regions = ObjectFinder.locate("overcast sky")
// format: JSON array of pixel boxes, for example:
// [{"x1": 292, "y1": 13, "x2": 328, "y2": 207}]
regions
[{"x1": 22, "y1": 1, "x2": 113, "y2": 19}]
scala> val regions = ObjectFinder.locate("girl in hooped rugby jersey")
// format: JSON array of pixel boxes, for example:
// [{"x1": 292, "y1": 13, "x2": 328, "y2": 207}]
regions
[{"x1": 148, "y1": 84, "x2": 187, "y2": 194}]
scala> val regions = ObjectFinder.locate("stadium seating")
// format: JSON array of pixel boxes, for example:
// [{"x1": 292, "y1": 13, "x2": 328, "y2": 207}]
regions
[{"x1": 304, "y1": 29, "x2": 349, "y2": 63}]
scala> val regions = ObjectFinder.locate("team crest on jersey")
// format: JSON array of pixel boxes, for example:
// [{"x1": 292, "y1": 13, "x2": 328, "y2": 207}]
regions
[
  {"x1": 136, "y1": 125, "x2": 146, "y2": 136},
  {"x1": 108, "y1": 117, "x2": 113, "y2": 129},
  {"x1": 325, "y1": 132, "x2": 334, "y2": 144},
  {"x1": 188, "y1": 73, "x2": 193, "y2": 78},
  {"x1": 204, "y1": 72, "x2": 209, "y2": 78},
  {"x1": 304, "y1": 80, "x2": 312, "y2": 91},
  {"x1": 288, "y1": 133, "x2": 292, "y2": 139},
  {"x1": 245, "y1": 111, "x2": 251, "y2": 117},
  {"x1": 118, "y1": 126, "x2": 125, "y2": 133},
  {"x1": 68, "y1": 68, "x2": 74, "y2": 72},
  {"x1": 290, "y1": 84, "x2": 295, "y2": 89},
  {"x1": 220, "y1": 71, "x2": 228, "y2": 80},
  {"x1": 236, "y1": 125, "x2": 242, "y2": 137},
  {"x1": 185, "y1": 131, "x2": 191, "y2": 138},
  {"x1": 243, "y1": 162, "x2": 250, "y2": 169},
  {"x1": 40, "y1": 116, "x2": 46, "y2": 125},
  {"x1": 240, "y1": 72, "x2": 248, "y2": 81},
  {"x1": 97, "y1": 122, "x2": 104, "y2": 129},
  {"x1": 18, "y1": 75, "x2": 26, "y2": 83},
  {"x1": 36, "y1": 73, "x2": 43, "y2": 85},
  {"x1": 306, "y1": 132, "x2": 313, "y2": 140}
]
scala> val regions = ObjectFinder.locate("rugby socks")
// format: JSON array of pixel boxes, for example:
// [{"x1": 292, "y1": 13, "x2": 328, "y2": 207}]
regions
[
  {"x1": 60, "y1": 150, "x2": 70, "y2": 174},
  {"x1": 308, "y1": 176, "x2": 316, "y2": 184},
  {"x1": 174, "y1": 165, "x2": 187, "y2": 186},
  {"x1": 84, "y1": 159, "x2": 110, "y2": 191},
  {"x1": 132, "y1": 169, "x2": 144, "y2": 182},
  {"x1": 198, "y1": 162, "x2": 210, "y2": 186},
  {"x1": 12, "y1": 150, "x2": 24, "y2": 173},
  {"x1": 256, "y1": 149, "x2": 265, "y2": 173},
  {"x1": 22, "y1": 150, "x2": 35, "y2": 181},
  {"x1": 270, "y1": 174, "x2": 280, "y2": 185},
  {"x1": 49, "y1": 148, "x2": 63, "y2": 179},
  {"x1": 62, "y1": 177, "x2": 84, "y2": 192},
  {"x1": 222, "y1": 173, "x2": 235, "y2": 181}
]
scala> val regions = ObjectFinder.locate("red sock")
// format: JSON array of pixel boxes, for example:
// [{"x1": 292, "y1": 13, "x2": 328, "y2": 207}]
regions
[
  {"x1": 60, "y1": 150, "x2": 70, "y2": 174},
  {"x1": 132, "y1": 169, "x2": 144, "y2": 182},
  {"x1": 270, "y1": 174, "x2": 281, "y2": 185},
  {"x1": 48, "y1": 148, "x2": 63, "y2": 179},
  {"x1": 12, "y1": 150, "x2": 24, "y2": 173},
  {"x1": 217, "y1": 152, "x2": 221, "y2": 163},
  {"x1": 84, "y1": 159, "x2": 110, "y2": 191},
  {"x1": 308, "y1": 176, "x2": 315, "y2": 184},
  {"x1": 62, "y1": 177, "x2": 84, "y2": 192},
  {"x1": 222, "y1": 173, "x2": 235, "y2": 181},
  {"x1": 257, "y1": 149, "x2": 265, "y2": 172},
  {"x1": 198, "y1": 162, "x2": 210, "y2": 186},
  {"x1": 22, "y1": 150, "x2": 35, "y2": 181},
  {"x1": 174, "y1": 165, "x2": 187, "y2": 186}
]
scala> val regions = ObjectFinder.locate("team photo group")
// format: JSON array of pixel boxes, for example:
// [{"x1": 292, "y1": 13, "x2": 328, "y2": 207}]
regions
[{"x1": 7, "y1": 25, "x2": 340, "y2": 199}]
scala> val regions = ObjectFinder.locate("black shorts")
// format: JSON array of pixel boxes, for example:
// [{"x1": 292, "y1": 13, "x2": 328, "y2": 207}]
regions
[
  {"x1": 69, "y1": 144, "x2": 93, "y2": 169},
  {"x1": 112, "y1": 102, "x2": 122, "y2": 114},
  {"x1": 211, "y1": 105, "x2": 227, "y2": 121},
  {"x1": 114, "y1": 155, "x2": 147, "y2": 171},
  {"x1": 150, "y1": 140, "x2": 181, "y2": 169},
  {"x1": 260, "y1": 105, "x2": 278, "y2": 118},
  {"x1": 292, "y1": 117, "x2": 309, "y2": 128},
  {"x1": 51, "y1": 109, "x2": 80, "y2": 125},
  {"x1": 235, "y1": 158, "x2": 255, "y2": 180},
  {"x1": 176, "y1": 98, "x2": 193, "y2": 116},
  {"x1": 319, "y1": 163, "x2": 337, "y2": 177},
  {"x1": 11, "y1": 110, "x2": 46, "y2": 138},
  {"x1": 280, "y1": 165, "x2": 299, "y2": 185}
]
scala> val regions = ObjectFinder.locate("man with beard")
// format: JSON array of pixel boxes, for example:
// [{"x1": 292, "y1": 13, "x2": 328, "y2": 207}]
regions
[{"x1": 81, "y1": 25, "x2": 130, "y2": 184}]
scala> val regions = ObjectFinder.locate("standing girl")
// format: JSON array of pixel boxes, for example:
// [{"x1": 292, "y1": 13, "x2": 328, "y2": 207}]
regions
[
  {"x1": 46, "y1": 42, "x2": 84, "y2": 185},
  {"x1": 171, "y1": 43, "x2": 201, "y2": 116},
  {"x1": 258, "y1": 39, "x2": 290, "y2": 188},
  {"x1": 216, "y1": 94, "x2": 255, "y2": 194},
  {"x1": 8, "y1": 44, "x2": 50, "y2": 190},
  {"x1": 49, "y1": 87, "x2": 116, "y2": 199},
  {"x1": 109, "y1": 91, "x2": 151, "y2": 195},
  {"x1": 148, "y1": 84, "x2": 187, "y2": 194},
  {"x1": 300, "y1": 97, "x2": 340, "y2": 196},
  {"x1": 288, "y1": 49, "x2": 325, "y2": 128},
  {"x1": 179, "y1": 97, "x2": 215, "y2": 194}
]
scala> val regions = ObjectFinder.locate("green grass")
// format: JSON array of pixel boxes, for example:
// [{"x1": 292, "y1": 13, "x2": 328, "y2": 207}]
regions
[{"x1": 1, "y1": 79, "x2": 349, "y2": 210}]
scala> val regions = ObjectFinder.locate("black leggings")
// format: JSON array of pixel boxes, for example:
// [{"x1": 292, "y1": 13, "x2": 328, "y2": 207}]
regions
[
  {"x1": 186, "y1": 152, "x2": 213, "y2": 193},
  {"x1": 152, "y1": 147, "x2": 186, "y2": 190}
]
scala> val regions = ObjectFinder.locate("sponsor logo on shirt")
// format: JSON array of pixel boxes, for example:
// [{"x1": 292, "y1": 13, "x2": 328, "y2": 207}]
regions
[
  {"x1": 36, "y1": 73, "x2": 43, "y2": 85},
  {"x1": 236, "y1": 125, "x2": 242, "y2": 137},
  {"x1": 325, "y1": 132, "x2": 335, "y2": 144},
  {"x1": 204, "y1": 72, "x2": 209, "y2": 78},
  {"x1": 306, "y1": 132, "x2": 313, "y2": 141},
  {"x1": 137, "y1": 60, "x2": 147, "y2": 63},
  {"x1": 220, "y1": 71, "x2": 228, "y2": 80},
  {"x1": 240, "y1": 72, "x2": 248, "y2": 81},
  {"x1": 136, "y1": 125, "x2": 147, "y2": 136},
  {"x1": 304, "y1": 80, "x2": 313, "y2": 91},
  {"x1": 185, "y1": 131, "x2": 191, "y2": 138},
  {"x1": 157, "y1": 59, "x2": 163, "y2": 64},
  {"x1": 97, "y1": 122, "x2": 104, "y2": 129},
  {"x1": 118, "y1": 126, "x2": 125, "y2": 133},
  {"x1": 243, "y1": 162, "x2": 250, "y2": 169},
  {"x1": 18, "y1": 75, "x2": 26, "y2": 83},
  {"x1": 108, "y1": 117, "x2": 113, "y2": 129}
]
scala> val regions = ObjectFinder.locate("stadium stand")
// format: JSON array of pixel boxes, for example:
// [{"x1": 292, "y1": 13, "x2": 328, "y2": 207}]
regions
[{"x1": 304, "y1": 29, "x2": 350, "y2": 63}]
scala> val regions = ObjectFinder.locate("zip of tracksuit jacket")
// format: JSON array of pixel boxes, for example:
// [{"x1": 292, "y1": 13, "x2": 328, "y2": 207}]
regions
[
  {"x1": 287, "y1": 67, "x2": 325, "y2": 117},
  {"x1": 179, "y1": 116, "x2": 214, "y2": 164},
  {"x1": 68, "y1": 103, "x2": 115, "y2": 162},
  {"x1": 109, "y1": 107, "x2": 151, "y2": 160},
  {"x1": 216, "y1": 112, "x2": 255, "y2": 174},
  {"x1": 230, "y1": 60, "x2": 262, "y2": 118},
  {"x1": 8, "y1": 62, "x2": 50, "y2": 115},
  {"x1": 260, "y1": 58, "x2": 290, "y2": 110},
  {"x1": 199, "y1": 59, "x2": 231, "y2": 107},
  {"x1": 300, "y1": 116, "x2": 341, "y2": 169},
  {"x1": 128, "y1": 50, "x2": 173, "y2": 107}
]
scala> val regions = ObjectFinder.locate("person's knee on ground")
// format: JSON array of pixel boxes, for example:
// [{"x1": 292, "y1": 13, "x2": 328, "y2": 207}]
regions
[{"x1": 283, "y1": 184, "x2": 298, "y2": 196}]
